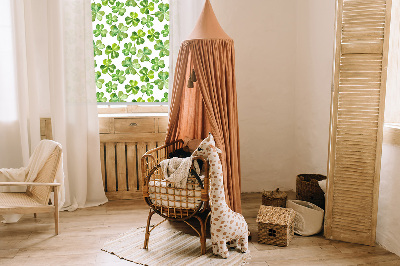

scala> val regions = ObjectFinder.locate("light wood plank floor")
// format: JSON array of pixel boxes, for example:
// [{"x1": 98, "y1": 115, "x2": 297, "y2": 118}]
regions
[{"x1": 1, "y1": 193, "x2": 399, "y2": 265}]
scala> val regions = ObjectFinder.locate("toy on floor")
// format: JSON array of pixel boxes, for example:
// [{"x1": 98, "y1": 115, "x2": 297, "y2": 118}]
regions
[{"x1": 192, "y1": 133, "x2": 248, "y2": 258}]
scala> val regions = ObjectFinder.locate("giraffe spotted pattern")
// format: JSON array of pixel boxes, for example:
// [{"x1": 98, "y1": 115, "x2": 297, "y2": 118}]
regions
[{"x1": 192, "y1": 134, "x2": 249, "y2": 258}]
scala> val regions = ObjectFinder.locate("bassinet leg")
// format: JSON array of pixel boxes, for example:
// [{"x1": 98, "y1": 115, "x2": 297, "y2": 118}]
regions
[
  {"x1": 194, "y1": 214, "x2": 208, "y2": 255},
  {"x1": 199, "y1": 218, "x2": 206, "y2": 255},
  {"x1": 144, "y1": 209, "x2": 155, "y2": 249}
]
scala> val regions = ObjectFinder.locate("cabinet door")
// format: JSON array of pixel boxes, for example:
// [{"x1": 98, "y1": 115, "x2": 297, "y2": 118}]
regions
[{"x1": 325, "y1": 0, "x2": 392, "y2": 245}]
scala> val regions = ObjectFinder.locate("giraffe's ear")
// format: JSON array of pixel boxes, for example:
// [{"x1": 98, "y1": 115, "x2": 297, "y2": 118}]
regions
[{"x1": 211, "y1": 144, "x2": 222, "y2": 154}]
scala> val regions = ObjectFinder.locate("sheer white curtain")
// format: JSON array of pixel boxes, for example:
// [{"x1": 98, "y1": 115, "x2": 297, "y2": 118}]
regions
[
  {"x1": 0, "y1": 0, "x2": 107, "y2": 211},
  {"x1": 169, "y1": 0, "x2": 204, "y2": 101},
  {"x1": 0, "y1": 1, "x2": 23, "y2": 169}
]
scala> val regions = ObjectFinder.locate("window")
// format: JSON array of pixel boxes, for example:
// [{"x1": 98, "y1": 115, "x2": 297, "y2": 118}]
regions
[{"x1": 92, "y1": 0, "x2": 169, "y2": 103}]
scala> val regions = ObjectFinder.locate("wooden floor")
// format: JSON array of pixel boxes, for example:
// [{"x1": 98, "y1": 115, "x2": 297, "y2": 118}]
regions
[{"x1": 1, "y1": 193, "x2": 399, "y2": 266}]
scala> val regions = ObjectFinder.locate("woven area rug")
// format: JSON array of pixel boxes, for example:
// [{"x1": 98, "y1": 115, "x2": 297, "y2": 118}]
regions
[{"x1": 102, "y1": 226, "x2": 250, "y2": 265}]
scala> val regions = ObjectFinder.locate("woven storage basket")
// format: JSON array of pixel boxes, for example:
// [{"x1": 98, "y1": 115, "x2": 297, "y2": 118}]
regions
[
  {"x1": 296, "y1": 174, "x2": 326, "y2": 210},
  {"x1": 262, "y1": 188, "x2": 287, "y2": 208},
  {"x1": 256, "y1": 205, "x2": 296, "y2": 247}
]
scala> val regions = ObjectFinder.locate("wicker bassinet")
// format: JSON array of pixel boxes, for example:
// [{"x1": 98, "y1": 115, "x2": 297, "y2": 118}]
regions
[{"x1": 141, "y1": 140, "x2": 210, "y2": 254}]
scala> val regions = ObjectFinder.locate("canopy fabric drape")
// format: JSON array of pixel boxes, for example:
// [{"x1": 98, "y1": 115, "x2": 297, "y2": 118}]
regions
[{"x1": 166, "y1": 39, "x2": 242, "y2": 212}]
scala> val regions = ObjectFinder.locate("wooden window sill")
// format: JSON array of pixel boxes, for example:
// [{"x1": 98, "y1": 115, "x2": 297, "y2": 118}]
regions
[{"x1": 97, "y1": 104, "x2": 168, "y2": 115}]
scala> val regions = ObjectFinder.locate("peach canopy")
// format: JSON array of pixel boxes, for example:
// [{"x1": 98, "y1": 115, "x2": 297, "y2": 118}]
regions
[{"x1": 165, "y1": 0, "x2": 242, "y2": 212}]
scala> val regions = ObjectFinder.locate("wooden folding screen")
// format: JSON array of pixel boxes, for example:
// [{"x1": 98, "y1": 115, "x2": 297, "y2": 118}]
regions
[{"x1": 325, "y1": 0, "x2": 392, "y2": 245}]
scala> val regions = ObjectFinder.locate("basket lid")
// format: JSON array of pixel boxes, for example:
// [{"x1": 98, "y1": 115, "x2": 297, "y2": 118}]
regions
[
  {"x1": 256, "y1": 205, "x2": 296, "y2": 225},
  {"x1": 262, "y1": 188, "x2": 287, "y2": 199}
]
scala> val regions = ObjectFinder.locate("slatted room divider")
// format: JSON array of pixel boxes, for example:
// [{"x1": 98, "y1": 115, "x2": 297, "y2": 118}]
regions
[{"x1": 325, "y1": 0, "x2": 392, "y2": 245}]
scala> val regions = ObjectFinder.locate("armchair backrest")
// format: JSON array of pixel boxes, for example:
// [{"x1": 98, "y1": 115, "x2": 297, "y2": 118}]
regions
[{"x1": 26, "y1": 146, "x2": 62, "y2": 205}]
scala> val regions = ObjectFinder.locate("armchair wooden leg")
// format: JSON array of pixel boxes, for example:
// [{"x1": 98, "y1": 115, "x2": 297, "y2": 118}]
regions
[
  {"x1": 54, "y1": 186, "x2": 59, "y2": 235},
  {"x1": 34, "y1": 213, "x2": 37, "y2": 218},
  {"x1": 144, "y1": 209, "x2": 155, "y2": 249}
]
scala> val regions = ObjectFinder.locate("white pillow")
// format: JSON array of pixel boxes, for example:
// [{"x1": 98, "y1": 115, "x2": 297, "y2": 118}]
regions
[{"x1": 318, "y1": 179, "x2": 327, "y2": 194}]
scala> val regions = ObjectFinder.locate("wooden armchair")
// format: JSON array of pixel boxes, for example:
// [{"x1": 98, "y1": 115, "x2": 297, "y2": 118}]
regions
[{"x1": 0, "y1": 145, "x2": 62, "y2": 234}]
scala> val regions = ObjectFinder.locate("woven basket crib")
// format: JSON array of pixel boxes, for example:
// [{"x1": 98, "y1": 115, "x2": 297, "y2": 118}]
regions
[{"x1": 141, "y1": 140, "x2": 210, "y2": 254}]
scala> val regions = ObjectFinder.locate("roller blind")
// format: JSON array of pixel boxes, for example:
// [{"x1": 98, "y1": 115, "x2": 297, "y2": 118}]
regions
[{"x1": 325, "y1": 0, "x2": 392, "y2": 245}]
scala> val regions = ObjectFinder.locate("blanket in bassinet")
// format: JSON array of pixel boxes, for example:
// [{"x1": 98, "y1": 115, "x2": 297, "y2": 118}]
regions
[{"x1": 159, "y1": 157, "x2": 200, "y2": 188}]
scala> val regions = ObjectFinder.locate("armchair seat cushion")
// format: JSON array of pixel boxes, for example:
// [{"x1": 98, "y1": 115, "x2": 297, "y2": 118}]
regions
[{"x1": 0, "y1": 192, "x2": 42, "y2": 208}]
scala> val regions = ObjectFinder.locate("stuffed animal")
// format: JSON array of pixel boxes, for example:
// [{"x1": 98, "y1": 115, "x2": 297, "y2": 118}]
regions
[{"x1": 192, "y1": 133, "x2": 248, "y2": 258}]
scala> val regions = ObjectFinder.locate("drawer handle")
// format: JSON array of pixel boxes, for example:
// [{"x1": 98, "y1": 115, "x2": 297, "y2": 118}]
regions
[{"x1": 129, "y1": 123, "x2": 138, "y2": 127}]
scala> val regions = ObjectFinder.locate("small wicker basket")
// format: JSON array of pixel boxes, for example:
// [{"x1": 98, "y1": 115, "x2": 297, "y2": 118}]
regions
[
  {"x1": 262, "y1": 188, "x2": 287, "y2": 208},
  {"x1": 256, "y1": 205, "x2": 296, "y2": 247},
  {"x1": 296, "y1": 174, "x2": 326, "y2": 209}
]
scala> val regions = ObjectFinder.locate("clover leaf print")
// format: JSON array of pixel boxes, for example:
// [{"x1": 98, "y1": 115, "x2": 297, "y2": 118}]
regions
[
  {"x1": 130, "y1": 29, "x2": 146, "y2": 45},
  {"x1": 141, "y1": 83, "x2": 154, "y2": 96},
  {"x1": 147, "y1": 28, "x2": 160, "y2": 42},
  {"x1": 105, "y1": 43, "x2": 120, "y2": 59},
  {"x1": 106, "y1": 13, "x2": 118, "y2": 25},
  {"x1": 93, "y1": 24, "x2": 108, "y2": 37},
  {"x1": 112, "y1": 69, "x2": 127, "y2": 84},
  {"x1": 154, "y1": 3, "x2": 169, "y2": 22},
  {"x1": 112, "y1": 2, "x2": 126, "y2": 16},
  {"x1": 134, "y1": 97, "x2": 145, "y2": 102},
  {"x1": 122, "y1": 57, "x2": 141, "y2": 74},
  {"x1": 94, "y1": 40, "x2": 105, "y2": 56},
  {"x1": 150, "y1": 57, "x2": 164, "y2": 71},
  {"x1": 125, "y1": 80, "x2": 140, "y2": 94},
  {"x1": 102, "y1": 0, "x2": 116, "y2": 5},
  {"x1": 97, "y1": 92, "x2": 107, "y2": 102},
  {"x1": 125, "y1": 12, "x2": 140, "y2": 27},
  {"x1": 154, "y1": 71, "x2": 168, "y2": 90},
  {"x1": 137, "y1": 47, "x2": 152, "y2": 62},
  {"x1": 100, "y1": 59, "x2": 116, "y2": 74},
  {"x1": 141, "y1": 15, "x2": 154, "y2": 28},
  {"x1": 122, "y1": 43, "x2": 137, "y2": 56},
  {"x1": 139, "y1": 67, "x2": 154, "y2": 82},
  {"x1": 161, "y1": 24, "x2": 169, "y2": 37},
  {"x1": 110, "y1": 91, "x2": 128, "y2": 102},
  {"x1": 126, "y1": 0, "x2": 137, "y2": 7},
  {"x1": 154, "y1": 40, "x2": 169, "y2": 57},
  {"x1": 105, "y1": 81, "x2": 118, "y2": 93},
  {"x1": 110, "y1": 23, "x2": 128, "y2": 41},
  {"x1": 95, "y1": 71, "x2": 105, "y2": 89},
  {"x1": 140, "y1": 0, "x2": 154, "y2": 14},
  {"x1": 161, "y1": 92, "x2": 168, "y2": 102},
  {"x1": 92, "y1": 3, "x2": 105, "y2": 21},
  {"x1": 92, "y1": 0, "x2": 169, "y2": 102}
]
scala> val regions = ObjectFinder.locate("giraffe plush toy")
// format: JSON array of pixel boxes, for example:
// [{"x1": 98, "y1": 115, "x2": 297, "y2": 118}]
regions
[{"x1": 192, "y1": 133, "x2": 248, "y2": 258}]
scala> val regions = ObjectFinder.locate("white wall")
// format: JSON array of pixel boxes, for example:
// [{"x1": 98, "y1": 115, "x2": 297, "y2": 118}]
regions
[
  {"x1": 211, "y1": 0, "x2": 335, "y2": 192},
  {"x1": 212, "y1": 0, "x2": 297, "y2": 191},
  {"x1": 377, "y1": 142, "x2": 400, "y2": 256},
  {"x1": 294, "y1": 1, "x2": 335, "y2": 178}
]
